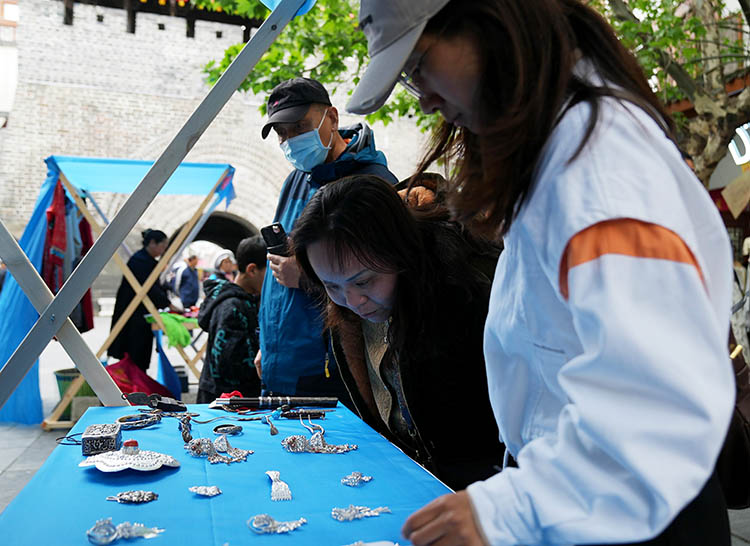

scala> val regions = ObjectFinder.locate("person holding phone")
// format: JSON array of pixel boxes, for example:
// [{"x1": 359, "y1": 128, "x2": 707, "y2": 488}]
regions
[
  {"x1": 257, "y1": 77, "x2": 398, "y2": 400},
  {"x1": 347, "y1": 0, "x2": 733, "y2": 544}
]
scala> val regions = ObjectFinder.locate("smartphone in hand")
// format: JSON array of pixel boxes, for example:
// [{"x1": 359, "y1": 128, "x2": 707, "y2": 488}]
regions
[{"x1": 261, "y1": 223, "x2": 289, "y2": 256}]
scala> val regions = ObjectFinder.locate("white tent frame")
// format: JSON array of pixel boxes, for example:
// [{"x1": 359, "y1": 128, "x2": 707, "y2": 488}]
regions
[{"x1": 0, "y1": 0, "x2": 306, "y2": 415}]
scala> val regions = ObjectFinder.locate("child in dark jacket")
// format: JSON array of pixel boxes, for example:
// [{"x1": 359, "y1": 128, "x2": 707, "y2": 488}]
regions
[{"x1": 196, "y1": 236, "x2": 266, "y2": 403}]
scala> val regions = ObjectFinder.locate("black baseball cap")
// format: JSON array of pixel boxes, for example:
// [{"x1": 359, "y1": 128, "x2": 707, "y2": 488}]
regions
[{"x1": 261, "y1": 78, "x2": 332, "y2": 139}]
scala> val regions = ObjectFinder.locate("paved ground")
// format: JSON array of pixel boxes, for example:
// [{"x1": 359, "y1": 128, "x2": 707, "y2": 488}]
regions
[{"x1": 2, "y1": 317, "x2": 750, "y2": 544}]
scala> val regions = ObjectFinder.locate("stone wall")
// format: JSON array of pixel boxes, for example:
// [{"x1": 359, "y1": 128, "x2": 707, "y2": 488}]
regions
[{"x1": 0, "y1": 0, "x2": 427, "y2": 298}]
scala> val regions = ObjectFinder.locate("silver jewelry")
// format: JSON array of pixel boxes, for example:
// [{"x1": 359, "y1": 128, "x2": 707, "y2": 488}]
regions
[
  {"x1": 213, "y1": 434, "x2": 253, "y2": 461},
  {"x1": 115, "y1": 521, "x2": 164, "y2": 540},
  {"x1": 343, "y1": 542, "x2": 400, "y2": 546},
  {"x1": 116, "y1": 414, "x2": 161, "y2": 430},
  {"x1": 341, "y1": 471, "x2": 373, "y2": 487},
  {"x1": 86, "y1": 518, "x2": 163, "y2": 544},
  {"x1": 263, "y1": 415, "x2": 279, "y2": 436},
  {"x1": 266, "y1": 470, "x2": 292, "y2": 501},
  {"x1": 213, "y1": 424, "x2": 242, "y2": 435},
  {"x1": 87, "y1": 518, "x2": 118, "y2": 545},
  {"x1": 178, "y1": 414, "x2": 193, "y2": 443},
  {"x1": 247, "y1": 514, "x2": 307, "y2": 534},
  {"x1": 331, "y1": 504, "x2": 391, "y2": 522},
  {"x1": 82, "y1": 423, "x2": 122, "y2": 456},
  {"x1": 79, "y1": 441, "x2": 180, "y2": 473},
  {"x1": 185, "y1": 437, "x2": 251, "y2": 464},
  {"x1": 281, "y1": 416, "x2": 357, "y2": 454},
  {"x1": 106, "y1": 490, "x2": 158, "y2": 504},
  {"x1": 189, "y1": 485, "x2": 222, "y2": 497}
]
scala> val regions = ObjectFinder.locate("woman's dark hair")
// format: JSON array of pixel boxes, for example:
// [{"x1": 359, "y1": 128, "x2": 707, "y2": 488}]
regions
[
  {"x1": 415, "y1": 0, "x2": 674, "y2": 237},
  {"x1": 292, "y1": 175, "x2": 496, "y2": 361},
  {"x1": 141, "y1": 229, "x2": 167, "y2": 248}
]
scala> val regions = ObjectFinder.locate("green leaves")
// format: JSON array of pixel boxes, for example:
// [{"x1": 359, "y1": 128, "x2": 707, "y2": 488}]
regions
[
  {"x1": 605, "y1": 0, "x2": 748, "y2": 103},
  {"x1": 198, "y1": 0, "x2": 749, "y2": 131},
  {"x1": 197, "y1": 0, "x2": 442, "y2": 127}
]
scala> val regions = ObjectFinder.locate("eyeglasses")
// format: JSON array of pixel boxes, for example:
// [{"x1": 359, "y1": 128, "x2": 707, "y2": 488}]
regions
[
  {"x1": 396, "y1": 44, "x2": 432, "y2": 100},
  {"x1": 396, "y1": 26, "x2": 447, "y2": 101},
  {"x1": 397, "y1": 47, "x2": 430, "y2": 100}
]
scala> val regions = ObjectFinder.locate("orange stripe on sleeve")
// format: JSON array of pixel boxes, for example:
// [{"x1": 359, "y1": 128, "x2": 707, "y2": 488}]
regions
[{"x1": 559, "y1": 219, "x2": 704, "y2": 300}]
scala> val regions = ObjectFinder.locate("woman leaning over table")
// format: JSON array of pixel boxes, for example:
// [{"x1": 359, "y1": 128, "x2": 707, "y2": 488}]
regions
[
  {"x1": 346, "y1": 0, "x2": 734, "y2": 544},
  {"x1": 291, "y1": 174, "x2": 505, "y2": 491}
]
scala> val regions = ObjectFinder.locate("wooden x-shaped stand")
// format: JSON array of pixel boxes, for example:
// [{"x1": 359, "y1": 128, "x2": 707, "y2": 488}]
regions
[{"x1": 0, "y1": 0, "x2": 306, "y2": 420}]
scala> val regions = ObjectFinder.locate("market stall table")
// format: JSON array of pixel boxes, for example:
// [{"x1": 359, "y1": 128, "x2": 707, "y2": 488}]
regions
[{"x1": 0, "y1": 404, "x2": 452, "y2": 544}]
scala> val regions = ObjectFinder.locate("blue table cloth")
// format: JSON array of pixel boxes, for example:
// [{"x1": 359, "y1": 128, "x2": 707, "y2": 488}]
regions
[{"x1": 0, "y1": 404, "x2": 452, "y2": 544}]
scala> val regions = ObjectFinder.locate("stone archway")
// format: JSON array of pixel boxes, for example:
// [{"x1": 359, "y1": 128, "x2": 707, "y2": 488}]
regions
[{"x1": 171, "y1": 211, "x2": 258, "y2": 253}]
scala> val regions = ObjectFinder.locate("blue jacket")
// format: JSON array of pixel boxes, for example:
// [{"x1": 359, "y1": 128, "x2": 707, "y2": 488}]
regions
[
  {"x1": 177, "y1": 265, "x2": 199, "y2": 308},
  {"x1": 259, "y1": 123, "x2": 397, "y2": 395}
]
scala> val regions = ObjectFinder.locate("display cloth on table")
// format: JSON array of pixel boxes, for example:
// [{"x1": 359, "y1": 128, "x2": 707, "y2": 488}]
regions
[{"x1": 0, "y1": 404, "x2": 452, "y2": 545}]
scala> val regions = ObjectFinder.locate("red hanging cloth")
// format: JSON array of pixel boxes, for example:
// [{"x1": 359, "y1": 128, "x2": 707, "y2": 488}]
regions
[
  {"x1": 42, "y1": 179, "x2": 67, "y2": 293},
  {"x1": 78, "y1": 216, "x2": 95, "y2": 332}
]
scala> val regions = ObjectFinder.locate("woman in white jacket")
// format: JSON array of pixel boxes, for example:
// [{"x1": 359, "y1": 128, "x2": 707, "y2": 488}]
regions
[{"x1": 347, "y1": 0, "x2": 735, "y2": 545}]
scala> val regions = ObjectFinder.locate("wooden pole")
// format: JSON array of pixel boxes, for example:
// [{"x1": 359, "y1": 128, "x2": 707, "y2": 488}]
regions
[
  {"x1": 59, "y1": 174, "x2": 202, "y2": 379},
  {"x1": 98, "y1": 169, "x2": 228, "y2": 360}
]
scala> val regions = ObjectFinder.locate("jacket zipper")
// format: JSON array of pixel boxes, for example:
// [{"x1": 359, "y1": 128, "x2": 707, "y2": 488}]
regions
[{"x1": 328, "y1": 329, "x2": 364, "y2": 421}]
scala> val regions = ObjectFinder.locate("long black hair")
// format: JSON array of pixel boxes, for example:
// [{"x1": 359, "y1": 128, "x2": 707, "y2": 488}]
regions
[
  {"x1": 415, "y1": 0, "x2": 674, "y2": 237},
  {"x1": 292, "y1": 175, "x2": 496, "y2": 361}
]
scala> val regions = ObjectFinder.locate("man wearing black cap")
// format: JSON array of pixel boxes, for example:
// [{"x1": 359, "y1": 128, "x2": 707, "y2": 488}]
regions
[{"x1": 256, "y1": 77, "x2": 398, "y2": 401}]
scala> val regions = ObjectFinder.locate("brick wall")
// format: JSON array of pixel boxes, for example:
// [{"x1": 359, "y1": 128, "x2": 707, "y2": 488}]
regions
[{"x1": 0, "y1": 0, "x2": 428, "y2": 298}]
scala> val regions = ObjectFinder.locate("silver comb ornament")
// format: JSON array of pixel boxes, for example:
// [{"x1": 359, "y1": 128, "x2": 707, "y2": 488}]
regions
[{"x1": 266, "y1": 470, "x2": 292, "y2": 501}]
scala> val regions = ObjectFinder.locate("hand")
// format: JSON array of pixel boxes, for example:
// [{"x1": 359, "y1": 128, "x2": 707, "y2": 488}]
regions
[
  {"x1": 402, "y1": 491, "x2": 486, "y2": 546},
  {"x1": 268, "y1": 253, "x2": 301, "y2": 288},
  {"x1": 254, "y1": 349, "x2": 262, "y2": 379}
]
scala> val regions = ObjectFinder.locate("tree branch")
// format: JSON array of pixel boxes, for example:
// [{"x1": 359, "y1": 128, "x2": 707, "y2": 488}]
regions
[{"x1": 607, "y1": 0, "x2": 702, "y2": 102}]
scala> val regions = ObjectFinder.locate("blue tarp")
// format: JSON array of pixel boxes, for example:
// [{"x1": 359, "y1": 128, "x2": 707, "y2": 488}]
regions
[
  {"x1": 0, "y1": 165, "x2": 57, "y2": 424},
  {"x1": 0, "y1": 156, "x2": 236, "y2": 424},
  {"x1": 50, "y1": 155, "x2": 235, "y2": 200}
]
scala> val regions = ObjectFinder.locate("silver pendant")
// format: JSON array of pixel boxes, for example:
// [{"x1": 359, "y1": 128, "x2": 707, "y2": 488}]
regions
[
  {"x1": 280, "y1": 416, "x2": 357, "y2": 454},
  {"x1": 189, "y1": 485, "x2": 222, "y2": 497},
  {"x1": 106, "y1": 490, "x2": 158, "y2": 504},
  {"x1": 331, "y1": 504, "x2": 391, "y2": 522},
  {"x1": 341, "y1": 471, "x2": 373, "y2": 487},
  {"x1": 247, "y1": 514, "x2": 307, "y2": 534},
  {"x1": 86, "y1": 518, "x2": 163, "y2": 544}
]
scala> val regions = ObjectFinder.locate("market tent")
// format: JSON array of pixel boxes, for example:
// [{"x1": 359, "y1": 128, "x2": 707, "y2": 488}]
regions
[
  {"x1": 0, "y1": 0, "x2": 306, "y2": 426},
  {"x1": 0, "y1": 156, "x2": 235, "y2": 424}
]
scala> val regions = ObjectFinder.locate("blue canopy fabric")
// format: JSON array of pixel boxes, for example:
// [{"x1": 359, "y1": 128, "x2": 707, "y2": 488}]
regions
[
  {"x1": 0, "y1": 164, "x2": 57, "y2": 424},
  {"x1": 48, "y1": 156, "x2": 236, "y2": 205},
  {"x1": 0, "y1": 156, "x2": 236, "y2": 424}
]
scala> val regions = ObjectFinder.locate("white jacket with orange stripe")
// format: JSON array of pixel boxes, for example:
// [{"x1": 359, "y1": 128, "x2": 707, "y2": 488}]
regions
[{"x1": 467, "y1": 93, "x2": 735, "y2": 544}]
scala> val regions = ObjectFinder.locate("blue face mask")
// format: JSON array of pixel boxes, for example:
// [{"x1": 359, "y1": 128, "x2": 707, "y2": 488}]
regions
[{"x1": 280, "y1": 108, "x2": 333, "y2": 172}]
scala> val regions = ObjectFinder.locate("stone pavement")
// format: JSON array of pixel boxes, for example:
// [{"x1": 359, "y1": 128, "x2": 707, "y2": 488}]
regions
[{"x1": 2, "y1": 317, "x2": 750, "y2": 544}]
